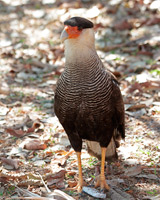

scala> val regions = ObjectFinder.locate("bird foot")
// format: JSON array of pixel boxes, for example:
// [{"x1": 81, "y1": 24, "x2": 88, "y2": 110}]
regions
[
  {"x1": 74, "y1": 182, "x2": 83, "y2": 193},
  {"x1": 72, "y1": 180, "x2": 87, "y2": 193},
  {"x1": 95, "y1": 175, "x2": 110, "y2": 191}
]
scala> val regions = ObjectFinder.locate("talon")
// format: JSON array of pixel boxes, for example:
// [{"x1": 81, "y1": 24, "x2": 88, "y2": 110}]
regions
[
  {"x1": 73, "y1": 182, "x2": 83, "y2": 193},
  {"x1": 95, "y1": 175, "x2": 110, "y2": 191}
]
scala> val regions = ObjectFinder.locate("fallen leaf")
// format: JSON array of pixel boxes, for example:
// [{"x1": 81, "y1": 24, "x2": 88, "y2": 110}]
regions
[
  {"x1": 126, "y1": 104, "x2": 147, "y2": 111},
  {"x1": 47, "y1": 170, "x2": 66, "y2": 188},
  {"x1": 107, "y1": 178, "x2": 124, "y2": 187},
  {"x1": 6, "y1": 128, "x2": 26, "y2": 137},
  {"x1": 146, "y1": 17, "x2": 160, "y2": 26},
  {"x1": 110, "y1": 187, "x2": 135, "y2": 200},
  {"x1": 128, "y1": 81, "x2": 160, "y2": 93},
  {"x1": 27, "y1": 121, "x2": 41, "y2": 133},
  {"x1": 1, "y1": 157, "x2": 19, "y2": 169},
  {"x1": 0, "y1": 177, "x2": 8, "y2": 183},
  {"x1": 24, "y1": 139, "x2": 47, "y2": 150},
  {"x1": 47, "y1": 177, "x2": 64, "y2": 186},
  {"x1": 68, "y1": 181, "x2": 77, "y2": 188},
  {"x1": 125, "y1": 165, "x2": 142, "y2": 177},
  {"x1": 136, "y1": 174, "x2": 159, "y2": 180},
  {"x1": 51, "y1": 151, "x2": 74, "y2": 167},
  {"x1": 127, "y1": 190, "x2": 133, "y2": 194},
  {"x1": 114, "y1": 19, "x2": 133, "y2": 30},
  {"x1": 50, "y1": 170, "x2": 66, "y2": 179},
  {"x1": 67, "y1": 171, "x2": 76, "y2": 176}
]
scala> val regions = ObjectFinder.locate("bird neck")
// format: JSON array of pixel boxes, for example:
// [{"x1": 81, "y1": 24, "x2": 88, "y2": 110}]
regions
[{"x1": 64, "y1": 40, "x2": 97, "y2": 65}]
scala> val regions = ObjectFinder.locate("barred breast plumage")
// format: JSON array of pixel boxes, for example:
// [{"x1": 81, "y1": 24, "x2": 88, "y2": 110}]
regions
[{"x1": 54, "y1": 49, "x2": 124, "y2": 157}]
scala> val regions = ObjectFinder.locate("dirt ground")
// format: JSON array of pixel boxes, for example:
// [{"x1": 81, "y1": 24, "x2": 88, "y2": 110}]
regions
[{"x1": 0, "y1": 0, "x2": 160, "y2": 199}]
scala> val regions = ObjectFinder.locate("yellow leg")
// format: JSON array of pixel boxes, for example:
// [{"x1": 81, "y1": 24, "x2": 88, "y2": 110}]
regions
[
  {"x1": 76, "y1": 152, "x2": 83, "y2": 193},
  {"x1": 95, "y1": 147, "x2": 110, "y2": 190}
]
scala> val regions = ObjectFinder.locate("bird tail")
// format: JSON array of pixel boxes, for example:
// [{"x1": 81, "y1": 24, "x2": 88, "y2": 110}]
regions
[{"x1": 86, "y1": 130, "x2": 122, "y2": 161}]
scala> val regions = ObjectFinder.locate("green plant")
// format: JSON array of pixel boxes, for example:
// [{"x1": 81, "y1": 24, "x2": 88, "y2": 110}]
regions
[
  {"x1": 150, "y1": 69, "x2": 160, "y2": 76},
  {"x1": 87, "y1": 157, "x2": 98, "y2": 167},
  {"x1": 146, "y1": 190, "x2": 157, "y2": 195}
]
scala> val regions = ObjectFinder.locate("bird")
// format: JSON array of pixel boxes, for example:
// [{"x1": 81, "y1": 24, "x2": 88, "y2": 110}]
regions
[{"x1": 54, "y1": 17, "x2": 125, "y2": 193}]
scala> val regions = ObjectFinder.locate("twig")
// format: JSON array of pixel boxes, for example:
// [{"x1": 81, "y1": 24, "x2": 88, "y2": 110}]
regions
[{"x1": 38, "y1": 173, "x2": 51, "y2": 193}]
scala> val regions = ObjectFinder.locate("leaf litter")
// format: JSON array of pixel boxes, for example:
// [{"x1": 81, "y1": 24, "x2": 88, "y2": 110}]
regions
[{"x1": 0, "y1": 0, "x2": 160, "y2": 199}]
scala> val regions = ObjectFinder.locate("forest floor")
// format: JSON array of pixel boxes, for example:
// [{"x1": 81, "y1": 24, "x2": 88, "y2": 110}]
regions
[{"x1": 0, "y1": 0, "x2": 160, "y2": 199}]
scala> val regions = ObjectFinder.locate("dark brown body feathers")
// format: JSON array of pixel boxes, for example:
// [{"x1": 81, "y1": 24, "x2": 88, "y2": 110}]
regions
[{"x1": 54, "y1": 52, "x2": 125, "y2": 157}]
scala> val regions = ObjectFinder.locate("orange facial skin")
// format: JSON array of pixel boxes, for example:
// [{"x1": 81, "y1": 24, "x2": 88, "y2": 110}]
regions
[{"x1": 65, "y1": 25, "x2": 82, "y2": 39}]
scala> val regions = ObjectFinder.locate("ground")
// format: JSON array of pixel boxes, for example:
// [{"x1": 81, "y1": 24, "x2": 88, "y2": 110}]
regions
[{"x1": 0, "y1": 0, "x2": 160, "y2": 199}]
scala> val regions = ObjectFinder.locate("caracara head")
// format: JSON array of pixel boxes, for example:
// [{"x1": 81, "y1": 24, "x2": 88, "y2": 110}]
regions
[
  {"x1": 60, "y1": 17, "x2": 95, "y2": 48},
  {"x1": 60, "y1": 17, "x2": 96, "y2": 61}
]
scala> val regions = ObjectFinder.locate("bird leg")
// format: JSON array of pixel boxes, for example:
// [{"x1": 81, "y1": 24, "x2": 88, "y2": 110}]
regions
[
  {"x1": 95, "y1": 147, "x2": 110, "y2": 191},
  {"x1": 76, "y1": 152, "x2": 83, "y2": 193}
]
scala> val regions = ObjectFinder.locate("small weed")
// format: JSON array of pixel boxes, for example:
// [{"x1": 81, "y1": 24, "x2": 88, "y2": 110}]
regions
[
  {"x1": 35, "y1": 3, "x2": 41, "y2": 9},
  {"x1": 110, "y1": 50, "x2": 115, "y2": 54},
  {"x1": 114, "y1": 57, "x2": 121, "y2": 61},
  {"x1": 146, "y1": 59, "x2": 156, "y2": 65},
  {"x1": 91, "y1": 174, "x2": 95, "y2": 178},
  {"x1": 19, "y1": 38, "x2": 25, "y2": 43},
  {"x1": 146, "y1": 190, "x2": 157, "y2": 195},
  {"x1": 10, "y1": 91, "x2": 25, "y2": 99},
  {"x1": 150, "y1": 69, "x2": 160, "y2": 76},
  {"x1": 135, "y1": 137, "x2": 142, "y2": 142},
  {"x1": 66, "y1": 174, "x2": 74, "y2": 179},
  {"x1": 34, "y1": 106, "x2": 41, "y2": 112},
  {"x1": 65, "y1": 190, "x2": 76, "y2": 196},
  {"x1": 12, "y1": 136, "x2": 17, "y2": 140},
  {"x1": 42, "y1": 163, "x2": 45, "y2": 168},
  {"x1": 49, "y1": 40, "x2": 54, "y2": 46},
  {"x1": 6, "y1": 186, "x2": 15, "y2": 195},
  {"x1": 132, "y1": 49, "x2": 138, "y2": 55},
  {"x1": 33, "y1": 152, "x2": 37, "y2": 156},
  {"x1": 146, "y1": 132, "x2": 152, "y2": 136},
  {"x1": 139, "y1": 149, "x2": 145, "y2": 154},
  {"x1": 29, "y1": 77, "x2": 37, "y2": 81},
  {"x1": 146, "y1": 151, "x2": 151, "y2": 156},
  {"x1": 87, "y1": 157, "x2": 98, "y2": 167}
]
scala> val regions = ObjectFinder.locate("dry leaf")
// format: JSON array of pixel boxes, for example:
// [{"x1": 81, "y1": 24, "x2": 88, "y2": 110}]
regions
[
  {"x1": 125, "y1": 165, "x2": 142, "y2": 177},
  {"x1": 146, "y1": 17, "x2": 160, "y2": 26},
  {"x1": 68, "y1": 181, "x2": 77, "y2": 188},
  {"x1": 67, "y1": 171, "x2": 76, "y2": 176},
  {"x1": 47, "y1": 170, "x2": 66, "y2": 188},
  {"x1": 24, "y1": 139, "x2": 47, "y2": 150},
  {"x1": 27, "y1": 121, "x2": 41, "y2": 133},
  {"x1": 0, "y1": 176, "x2": 8, "y2": 183},
  {"x1": 128, "y1": 81, "x2": 160, "y2": 93},
  {"x1": 114, "y1": 20, "x2": 133, "y2": 30},
  {"x1": 126, "y1": 104, "x2": 147, "y2": 111},
  {"x1": 6, "y1": 128, "x2": 26, "y2": 137},
  {"x1": 51, "y1": 151, "x2": 74, "y2": 167},
  {"x1": 50, "y1": 170, "x2": 66, "y2": 179},
  {"x1": 136, "y1": 174, "x2": 159, "y2": 180},
  {"x1": 1, "y1": 157, "x2": 19, "y2": 169}
]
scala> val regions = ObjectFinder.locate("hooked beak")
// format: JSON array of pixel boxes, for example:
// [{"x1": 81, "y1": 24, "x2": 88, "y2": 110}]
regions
[{"x1": 60, "y1": 29, "x2": 69, "y2": 42}]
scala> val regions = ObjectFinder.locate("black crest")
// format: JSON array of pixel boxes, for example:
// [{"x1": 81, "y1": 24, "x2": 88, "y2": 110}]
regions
[{"x1": 64, "y1": 17, "x2": 94, "y2": 30}]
